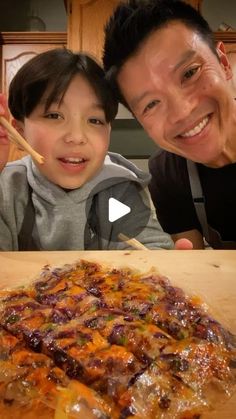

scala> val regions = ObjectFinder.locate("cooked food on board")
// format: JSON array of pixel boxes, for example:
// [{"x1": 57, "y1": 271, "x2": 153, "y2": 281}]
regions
[{"x1": 0, "y1": 259, "x2": 235, "y2": 418}]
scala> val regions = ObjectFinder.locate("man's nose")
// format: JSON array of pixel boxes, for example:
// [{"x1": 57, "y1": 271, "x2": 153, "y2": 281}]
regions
[{"x1": 167, "y1": 89, "x2": 197, "y2": 125}]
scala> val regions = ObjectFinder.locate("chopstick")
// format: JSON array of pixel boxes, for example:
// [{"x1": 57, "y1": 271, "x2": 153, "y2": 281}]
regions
[
  {"x1": 118, "y1": 233, "x2": 148, "y2": 250},
  {"x1": 0, "y1": 116, "x2": 44, "y2": 164}
]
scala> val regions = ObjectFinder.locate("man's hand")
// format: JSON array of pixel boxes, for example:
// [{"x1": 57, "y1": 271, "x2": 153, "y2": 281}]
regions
[
  {"x1": 172, "y1": 229, "x2": 204, "y2": 249},
  {"x1": 174, "y1": 238, "x2": 193, "y2": 250},
  {"x1": 0, "y1": 94, "x2": 10, "y2": 172}
]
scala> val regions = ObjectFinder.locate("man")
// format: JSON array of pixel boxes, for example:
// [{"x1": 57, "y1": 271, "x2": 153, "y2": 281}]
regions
[
  {"x1": 228, "y1": 51, "x2": 236, "y2": 96},
  {"x1": 103, "y1": 0, "x2": 236, "y2": 249}
]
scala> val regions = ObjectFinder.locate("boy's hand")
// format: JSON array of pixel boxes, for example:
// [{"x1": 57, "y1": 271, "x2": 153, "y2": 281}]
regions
[{"x1": 0, "y1": 94, "x2": 10, "y2": 172}]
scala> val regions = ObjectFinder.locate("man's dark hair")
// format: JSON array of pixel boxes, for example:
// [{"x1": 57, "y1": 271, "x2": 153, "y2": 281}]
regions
[
  {"x1": 103, "y1": 0, "x2": 217, "y2": 107},
  {"x1": 9, "y1": 48, "x2": 118, "y2": 123}
]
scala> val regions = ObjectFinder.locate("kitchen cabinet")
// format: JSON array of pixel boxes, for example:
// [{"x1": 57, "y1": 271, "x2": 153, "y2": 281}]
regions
[
  {"x1": 185, "y1": 0, "x2": 236, "y2": 44},
  {"x1": 66, "y1": 0, "x2": 236, "y2": 63},
  {"x1": 66, "y1": 0, "x2": 120, "y2": 62},
  {"x1": 0, "y1": 32, "x2": 66, "y2": 161}
]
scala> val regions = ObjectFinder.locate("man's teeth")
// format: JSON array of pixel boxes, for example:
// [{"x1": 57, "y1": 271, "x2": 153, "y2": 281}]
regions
[{"x1": 180, "y1": 116, "x2": 209, "y2": 138}]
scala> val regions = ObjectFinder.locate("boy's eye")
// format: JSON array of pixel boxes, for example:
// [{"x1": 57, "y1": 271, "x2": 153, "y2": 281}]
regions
[
  {"x1": 143, "y1": 100, "x2": 160, "y2": 114},
  {"x1": 183, "y1": 66, "x2": 200, "y2": 81},
  {"x1": 45, "y1": 112, "x2": 62, "y2": 120}
]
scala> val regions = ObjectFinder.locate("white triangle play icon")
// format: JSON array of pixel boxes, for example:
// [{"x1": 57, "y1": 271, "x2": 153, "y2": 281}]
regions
[{"x1": 108, "y1": 197, "x2": 131, "y2": 222}]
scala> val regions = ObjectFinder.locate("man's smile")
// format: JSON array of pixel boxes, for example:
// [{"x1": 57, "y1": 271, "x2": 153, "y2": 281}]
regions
[{"x1": 178, "y1": 115, "x2": 210, "y2": 138}]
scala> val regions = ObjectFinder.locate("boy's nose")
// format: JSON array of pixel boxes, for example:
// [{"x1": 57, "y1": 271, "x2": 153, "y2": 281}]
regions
[
  {"x1": 63, "y1": 123, "x2": 88, "y2": 145},
  {"x1": 64, "y1": 134, "x2": 87, "y2": 145}
]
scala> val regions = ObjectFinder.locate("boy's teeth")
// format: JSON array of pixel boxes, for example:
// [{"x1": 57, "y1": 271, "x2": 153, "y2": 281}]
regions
[
  {"x1": 64, "y1": 157, "x2": 84, "y2": 163},
  {"x1": 181, "y1": 116, "x2": 209, "y2": 138}
]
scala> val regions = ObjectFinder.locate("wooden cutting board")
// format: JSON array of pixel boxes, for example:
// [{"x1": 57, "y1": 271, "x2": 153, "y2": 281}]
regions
[{"x1": 0, "y1": 249, "x2": 236, "y2": 418}]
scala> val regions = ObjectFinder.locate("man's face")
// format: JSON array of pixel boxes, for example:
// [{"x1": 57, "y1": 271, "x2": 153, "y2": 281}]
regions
[
  {"x1": 117, "y1": 22, "x2": 236, "y2": 166},
  {"x1": 228, "y1": 52, "x2": 236, "y2": 95}
]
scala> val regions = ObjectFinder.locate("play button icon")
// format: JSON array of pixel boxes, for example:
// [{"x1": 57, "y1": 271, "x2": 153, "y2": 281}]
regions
[
  {"x1": 108, "y1": 198, "x2": 131, "y2": 222},
  {"x1": 85, "y1": 176, "x2": 151, "y2": 246}
]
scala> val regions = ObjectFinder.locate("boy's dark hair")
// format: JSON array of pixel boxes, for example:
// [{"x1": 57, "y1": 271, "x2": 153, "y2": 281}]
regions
[
  {"x1": 9, "y1": 48, "x2": 118, "y2": 123},
  {"x1": 103, "y1": 0, "x2": 217, "y2": 107}
]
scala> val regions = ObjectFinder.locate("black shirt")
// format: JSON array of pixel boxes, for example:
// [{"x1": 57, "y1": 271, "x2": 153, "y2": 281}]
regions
[{"x1": 148, "y1": 149, "x2": 236, "y2": 246}]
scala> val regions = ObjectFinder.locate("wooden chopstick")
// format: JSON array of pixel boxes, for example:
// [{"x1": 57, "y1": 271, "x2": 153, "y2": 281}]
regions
[
  {"x1": 0, "y1": 116, "x2": 44, "y2": 164},
  {"x1": 118, "y1": 233, "x2": 148, "y2": 250},
  {"x1": 8, "y1": 133, "x2": 20, "y2": 148}
]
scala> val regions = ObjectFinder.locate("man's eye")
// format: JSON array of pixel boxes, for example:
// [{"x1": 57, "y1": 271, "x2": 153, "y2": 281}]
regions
[
  {"x1": 89, "y1": 118, "x2": 105, "y2": 125},
  {"x1": 183, "y1": 66, "x2": 200, "y2": 81},
  {"x1": 143, "y1": 100, "x2": 159, "y2": 114}
]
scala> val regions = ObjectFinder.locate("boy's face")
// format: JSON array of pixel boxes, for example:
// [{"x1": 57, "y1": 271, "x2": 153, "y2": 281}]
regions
[
  {"x1": 16, "y1": 74, "x2": 110, "y2": 189},
  {"x1": 117, "y1": 22, "x2": 236, "y2": 167}
]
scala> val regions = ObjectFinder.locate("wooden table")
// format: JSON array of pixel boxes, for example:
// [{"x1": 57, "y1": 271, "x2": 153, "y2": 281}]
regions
[{"x1": 0, "y1": 250, "x2": 236, "y2": 418}]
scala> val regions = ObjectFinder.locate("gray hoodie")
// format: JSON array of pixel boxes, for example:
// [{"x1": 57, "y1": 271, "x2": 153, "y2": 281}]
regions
[{"x1": 0, "y1": 152, "x2": 173, "y2": 251}]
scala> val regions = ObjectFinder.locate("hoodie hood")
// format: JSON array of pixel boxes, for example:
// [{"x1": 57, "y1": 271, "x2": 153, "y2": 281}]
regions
[
  {"x1": 2, "y1": 154, "x2": 172, "y2": 251},
  {"x1": 23, "y1": 152, "x2": 150, "y2": 205},
  {"x1": 4, "y1": 153, "x2": 151, "y2": 250}
]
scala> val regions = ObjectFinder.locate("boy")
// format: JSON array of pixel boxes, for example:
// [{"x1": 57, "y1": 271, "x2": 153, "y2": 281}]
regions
[{"x1": 0, "y1": 47, "x2": 173, "y2": 251}]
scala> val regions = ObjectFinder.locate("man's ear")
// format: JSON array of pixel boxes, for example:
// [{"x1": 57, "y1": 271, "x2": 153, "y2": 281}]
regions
[
  {"x1": 12, "y1": 119, "x2": 25, "y2": 151},
  {"x1": 216, "y1": 41, "x2": 233, "y2": 80}
]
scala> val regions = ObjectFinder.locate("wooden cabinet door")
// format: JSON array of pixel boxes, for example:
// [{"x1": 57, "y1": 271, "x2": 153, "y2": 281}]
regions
[
  {"x1": 3, "y1": 44, "x2": 61, "y2": 96},
  {"x1": 1, "y1": 32, "x2": 66, "y2": 161},
  {"x1": 3, "y1": 44, "x2": 59, "y2": 161},
  {"x1": 67, "y1": 0, "x2": 120, "y2": 62}
]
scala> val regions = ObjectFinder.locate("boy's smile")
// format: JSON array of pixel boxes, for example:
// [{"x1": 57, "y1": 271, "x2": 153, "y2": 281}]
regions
[
  {"x1": 57, "y1": 151, "x2": 89, "y2": 173},
  {"x1": 16, "y1": 74, "x2": 110, "y2": 189},
  {"x1": 117, "y1": 22, "x2": 236, "y2": 167}
]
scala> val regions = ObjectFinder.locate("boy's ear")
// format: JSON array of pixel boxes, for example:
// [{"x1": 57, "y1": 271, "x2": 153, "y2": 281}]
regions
[
  {"x1": 216, "y1": 41, "x2": 233, "y2": 80},
  {"x1": 12, "y1": 119, "x2": 25, "y2": 151}
]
